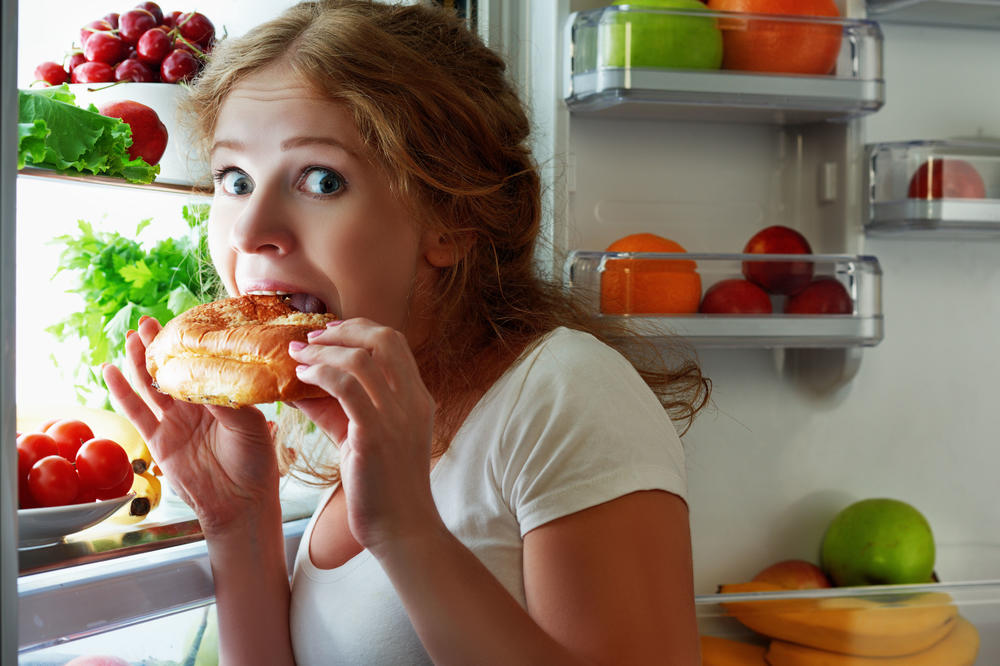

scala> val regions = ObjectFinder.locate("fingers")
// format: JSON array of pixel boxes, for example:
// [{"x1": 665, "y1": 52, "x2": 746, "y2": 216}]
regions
[
  {"x1": 124, "y1": 321, "x2": 173, "y2": 416},
  {"x1": 102, "y1": 362, "x2": 162, "y2": 444}
]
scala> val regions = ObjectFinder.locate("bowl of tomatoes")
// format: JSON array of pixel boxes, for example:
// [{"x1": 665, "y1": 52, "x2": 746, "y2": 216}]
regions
[{"x1": 16, "y1": 417, "x2": 140, "y2": 547}]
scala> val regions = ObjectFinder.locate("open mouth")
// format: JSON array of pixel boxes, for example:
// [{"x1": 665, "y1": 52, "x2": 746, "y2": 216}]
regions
[{"x1": 245, "y1": 291, "x2": 329, "y2": 314}]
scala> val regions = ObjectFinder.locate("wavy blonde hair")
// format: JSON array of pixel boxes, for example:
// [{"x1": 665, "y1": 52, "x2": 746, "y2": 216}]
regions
[{"x1": 181, "y1": 0, "x2": 710, "y2": 483}]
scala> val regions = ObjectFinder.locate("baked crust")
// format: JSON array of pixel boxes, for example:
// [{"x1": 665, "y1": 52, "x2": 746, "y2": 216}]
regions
[{"x1": 145, "y1": 295, "x2": 338, "y2": 407}]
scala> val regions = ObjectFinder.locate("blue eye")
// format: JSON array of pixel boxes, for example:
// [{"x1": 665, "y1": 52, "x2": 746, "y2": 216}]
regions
[
  {"x1": 299, "y1": 167, "x2": 344, "y2": 196},
  {"x1": 216, "y1": 169, "x2": 254, "y2": 195}
]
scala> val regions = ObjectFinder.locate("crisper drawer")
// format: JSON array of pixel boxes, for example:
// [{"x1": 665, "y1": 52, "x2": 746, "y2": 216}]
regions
[{"x1": 696, "y1": 580, "x2": 1000, "y2": 665}]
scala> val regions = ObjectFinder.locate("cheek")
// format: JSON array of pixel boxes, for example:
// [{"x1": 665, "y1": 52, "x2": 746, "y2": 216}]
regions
[{"x1": 206, "y1": 215, "x2": 237, "y2": 294}]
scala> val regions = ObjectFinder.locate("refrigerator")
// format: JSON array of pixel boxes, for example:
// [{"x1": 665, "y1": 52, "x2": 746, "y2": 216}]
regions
[{"x1": 4, "y1": 0, "x2": 1000, "y2": 663}]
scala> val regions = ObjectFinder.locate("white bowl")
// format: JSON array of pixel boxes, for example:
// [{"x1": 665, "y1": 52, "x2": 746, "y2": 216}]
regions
[
  {"x1": 18, "y1": 493, "x2": 136, "y2": 548},
  {"x1": 66, "y1": 82, "x2": 209, "y2": 187}
]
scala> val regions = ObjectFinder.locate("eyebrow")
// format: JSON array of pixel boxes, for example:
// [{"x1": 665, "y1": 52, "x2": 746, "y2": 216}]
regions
[{"x1": 210, "y1": 136, "x2": 359, "y2": 157}]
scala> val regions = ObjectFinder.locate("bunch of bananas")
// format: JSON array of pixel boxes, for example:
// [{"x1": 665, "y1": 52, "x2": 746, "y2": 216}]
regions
[{"x1": 701, "y1": 581, "x2": 980, "y2": 665}]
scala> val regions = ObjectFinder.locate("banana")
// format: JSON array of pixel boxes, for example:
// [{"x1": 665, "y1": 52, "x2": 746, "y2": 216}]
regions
[
  {"x1": 18, "y1": 404, "x2": 156, "y2": 474},
  {"x1": 109, "y1": 471, "x2": 162, "y2": 524},
  {"x1": 700, "y1": 635, "x2": 767, "y2": 665},
  {"x1": 765, "y1": 615, "x2": 980, "y2": 666},
  {"x1": 718, "y1": 582, "x2": 957, "y2": 657}
]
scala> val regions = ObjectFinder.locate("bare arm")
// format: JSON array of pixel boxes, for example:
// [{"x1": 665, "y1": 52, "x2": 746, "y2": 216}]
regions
[{"x1": 373, "y1": 490, "x2": 700, "y2": 666}]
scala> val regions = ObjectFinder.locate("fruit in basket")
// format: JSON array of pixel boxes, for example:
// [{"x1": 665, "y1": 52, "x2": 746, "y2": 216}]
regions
[
  {"x1": 33, "y1": 61, "x2": 68, "y2": 86},
  {"x1": 821, "y1": 498, "x2": 936, "y2": 587},
  {"x1": 706, "y1": 0, "x2": 842, "y2": 75},
  {"x1": 600, "y1": 233, "x2": 702, "y2": 315},
  {"x1": 719, "y1": 581, "x2": 959, "y2": 657},
  {"x1": 784, "y1": 278, "x2": 852, "y2": 315},
  {"x1": 97, "y1": 100, "x2": 169, "y2": 165},
  {"x1": 699, "y1": 278, "x2": 772, "y2": 314},
  {"x1": 742, "y1": 225, "x2": 814, "y2": 295},
  {"x1": 33, "y1": 4, "x2": 215, "y2": 87},
  {"x1": 764, "y1": 615, "x2": 980, "y2": 666},
  {"x1": 752, "y1": 559, "x2": 832, "y2": 589},
  {"x1": 601, "y1": 0, "x2": 723, "y2": 71},
  {"x1": 700, "y1": 635, "x2": 767, "y2": 665},
  {"x1": 907, "y1": 159, "x2": 987, "y2": 199}
]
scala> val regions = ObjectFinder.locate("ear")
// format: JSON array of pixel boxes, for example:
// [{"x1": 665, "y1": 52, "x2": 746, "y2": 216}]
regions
[{"x1": 422, "y1": 230, "x2": 473, "y2": 268}]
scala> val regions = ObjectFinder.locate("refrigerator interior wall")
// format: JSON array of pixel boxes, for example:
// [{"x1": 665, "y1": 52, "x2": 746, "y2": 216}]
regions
[{"x1": 530, "y1": 0, "x2": 1000, "y2": 598}]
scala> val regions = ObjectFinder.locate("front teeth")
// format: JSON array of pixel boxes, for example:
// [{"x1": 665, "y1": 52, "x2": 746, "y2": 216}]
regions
[{"x1": 245, "y1": 290, "x2": 293, "y2": 296}]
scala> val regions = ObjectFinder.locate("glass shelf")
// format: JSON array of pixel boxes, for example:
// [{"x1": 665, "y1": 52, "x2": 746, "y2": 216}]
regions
[
  {"x1": 18, "y1": 166, "x2": 211, "y2": 197},
  {"x1": 563, "y1": 6, "x2": 884, "y2": 123},
  {"x1": 696, "y1": 579, "x2": 1000, "y2": 664},
  {"x1": 867, "y1": 0, "x2": 1000, "y2": 30},
  {"x1": 866, "y1": 140, "x2": 1000, "y2": 237},
  {"x1": 565, "y1": 251, "x2": 883, "y2": 348}
]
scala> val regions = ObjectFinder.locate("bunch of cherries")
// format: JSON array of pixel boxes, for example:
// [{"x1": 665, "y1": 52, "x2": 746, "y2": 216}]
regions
[{"x1": 33, "y1": 2, "x2": 216, "y2": 86}]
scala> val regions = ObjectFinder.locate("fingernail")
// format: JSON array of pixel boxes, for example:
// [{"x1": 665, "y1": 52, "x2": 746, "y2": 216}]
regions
[
  {"x1": 327, "y1": 320, "x2": 342, "y2": 327},
  {"x1": 295, "y1": 364, "x2": 309, "y2": 373},
  {"x1": 138, "y1": 315, "x2": 151, "y2": 324},
  {"x1": 126, "y1": 329, "x2": 136, "y2": 338},
  {"x1": 289, "y1": 341, "x2": 306, "y2": 351},
  {"x1": 307, "y1": 329, "x2": 324, "y2": 339}
]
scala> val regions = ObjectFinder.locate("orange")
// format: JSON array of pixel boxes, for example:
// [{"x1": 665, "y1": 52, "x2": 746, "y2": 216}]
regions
[
  {"x1": 600, "y1": 233, "x2": 702, "y2": 315},
  {"x1": 706, "y1": 0, "x2": 842, "y2": 76}
]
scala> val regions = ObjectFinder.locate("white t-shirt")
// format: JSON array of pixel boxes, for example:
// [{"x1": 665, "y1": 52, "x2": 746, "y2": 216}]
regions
[{"x1": 289, "y1": 327, "x2": 688, "y2": 665}]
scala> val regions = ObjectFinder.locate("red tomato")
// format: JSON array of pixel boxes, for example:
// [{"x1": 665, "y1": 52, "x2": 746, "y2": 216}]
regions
[
  {"x1": 39, "y1": 418, "x2": 60, "y2": 432},
  {"x1": 76, "y1": 439, "x2": 131, "y2": 492},
  {"x1": 28, "y1": 455, "x2": 80, "y2": 507},
  {"x1": 96, "y1": 471, "x2": 135, "y2": 501},
  {"x1": 74, "y1": 483, "x2": 99, "y2": 504},
  {"x1": 47, "y1": 419, "x2": 96, "y2": 461},
  {"x1": 17, "y1": 432, "x2": 59, "y2": 473}
]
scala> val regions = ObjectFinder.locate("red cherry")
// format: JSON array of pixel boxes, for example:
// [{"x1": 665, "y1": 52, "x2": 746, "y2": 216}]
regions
[
  {"x1": 160, "y1": 48, "x2": 200, "y2": 83},
  {"x1": 84, "y1": 31, "x2": 128, "y2": 65},
  {"x1": 784, "y1": 278, "x2": 853, "y2": 315},
  {"x1": 71, "y1": 61, "x2": 115, "y2": 83},
  {"x1": 115, "y1": 58, "x2": 156, "y2": 82},
  {"x1": 176, "y1": 11, "x2": 215, "y2": 47},
  {"x1": 119, "y1": 8, "x2": 158, "y2": 45},
  {"x1": 34, "y1": 61, "x2": 68, "y2": 86},
  {"x1": 162, "y1": 10, "x2": 183, "y2": 29},
  {"x1": 137, "y1": 26, "x2": 173, "y2": 65},
  {"x1": 80, "y1": 19, "x2": 113, "y2": 47},
  {"x1": 136, "y1": 2, "x2": 164, "y2": 24},
  {"x1": 103, "y1": 12, "x2": 120, "y2": 29},
  {"x1": 66, "y1": 52, "x2": 88, "y2": 72},
  {"x1": 699, "y1": 278, "x2": 773, "y2": 314}
]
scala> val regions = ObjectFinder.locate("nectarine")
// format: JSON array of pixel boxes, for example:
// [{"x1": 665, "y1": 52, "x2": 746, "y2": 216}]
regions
[
  {"x1": 699, "y1": 278, "x2": 772, "y2": 314},
  {"x1": 784, "y1": 278, "x2": 852, "y2": 315},
  {"x1": 752, "y1": 559, "x2": 832, "y2": 589},
  {"x1": 907, "y1": 158, "x2": 987, "y2": 200},
  {"x1": 742, "y1": 225, "x2": 814, "y2": 295}
]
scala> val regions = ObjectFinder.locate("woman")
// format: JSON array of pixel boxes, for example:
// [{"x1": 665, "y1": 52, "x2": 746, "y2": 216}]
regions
[{"x1": 104, "y1": 1, "x2": 710, "y2": 663}]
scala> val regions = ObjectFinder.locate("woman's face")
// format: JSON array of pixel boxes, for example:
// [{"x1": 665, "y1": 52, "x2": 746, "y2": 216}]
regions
[{"x1": 207, "y1": 63, "x2": 444, "y2": 344}]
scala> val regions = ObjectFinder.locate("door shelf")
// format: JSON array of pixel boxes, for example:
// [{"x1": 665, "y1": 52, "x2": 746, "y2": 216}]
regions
[
  {"x1": 565, "y1": 251, "x2": 883, "y2": 348},
  {"x1": 18, "y1": 166, "x2": 211, "y2": 197},
  {"x1": 696, "y1": 579, "x2": 1000, "y2": 664},
  {"x1": 563, "y1": 6, "x2": 884, "y2": 124},
  {"x1": 866, "y1": 140, "x2": 1000, "y2": 237},
  {"x1": 867, "y1": 0, "x2": 1000, "y2": 29}
]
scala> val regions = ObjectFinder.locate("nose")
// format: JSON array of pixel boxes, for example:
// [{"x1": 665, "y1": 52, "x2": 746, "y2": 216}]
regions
[{"x1": 228, "y1": 187, "x2": 295, "y2": 257}]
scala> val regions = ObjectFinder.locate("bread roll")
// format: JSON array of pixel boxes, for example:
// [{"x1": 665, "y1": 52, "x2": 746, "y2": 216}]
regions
[{"x1": 145, "y1": 295, "x2": 338, "y2": 407}]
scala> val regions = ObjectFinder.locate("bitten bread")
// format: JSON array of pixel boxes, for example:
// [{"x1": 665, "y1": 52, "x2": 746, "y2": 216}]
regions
[{"x1": 145, "y1": 295, "x2": 338, "y2": 407}]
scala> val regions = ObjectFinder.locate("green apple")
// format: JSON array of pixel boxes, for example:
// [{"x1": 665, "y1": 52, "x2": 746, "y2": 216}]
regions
[
  {"x1": 599, "y1": 0, "x2": 723, "y2": 70},
  {"x1": 821, "y1": 498, "x2": 936, "y2": 587}
]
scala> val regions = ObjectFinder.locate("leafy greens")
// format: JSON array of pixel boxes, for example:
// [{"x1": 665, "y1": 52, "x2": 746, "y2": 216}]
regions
[{"x1": 18, "y1": 85, "x2": 159, "y2": 184}]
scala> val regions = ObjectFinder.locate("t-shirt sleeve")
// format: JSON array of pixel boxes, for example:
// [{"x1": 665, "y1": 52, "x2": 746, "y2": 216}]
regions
[{"x1": 494, "y1": 331, "x2": 688, "y2": 537}]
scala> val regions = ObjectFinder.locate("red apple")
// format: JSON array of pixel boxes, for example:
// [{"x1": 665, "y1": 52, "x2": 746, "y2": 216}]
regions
[
  {"x1": 752, "y1": 559, "x2": 832, "y2": 590},
  {"x1": 784, "y1": 278, "x2": 852, "y2": 315},
  {"x1": 907, "y1": 159, "x2": 987, "y2": 199},
  {"x1": 97, "y1": 100, "x2": 168, "y2": 165},
  {"x1": 742, "y1": 225, "x2": 814, "y2": 295},
  {"x1": 699, "y1": 278, "x2": 772, "y2": 314}
]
